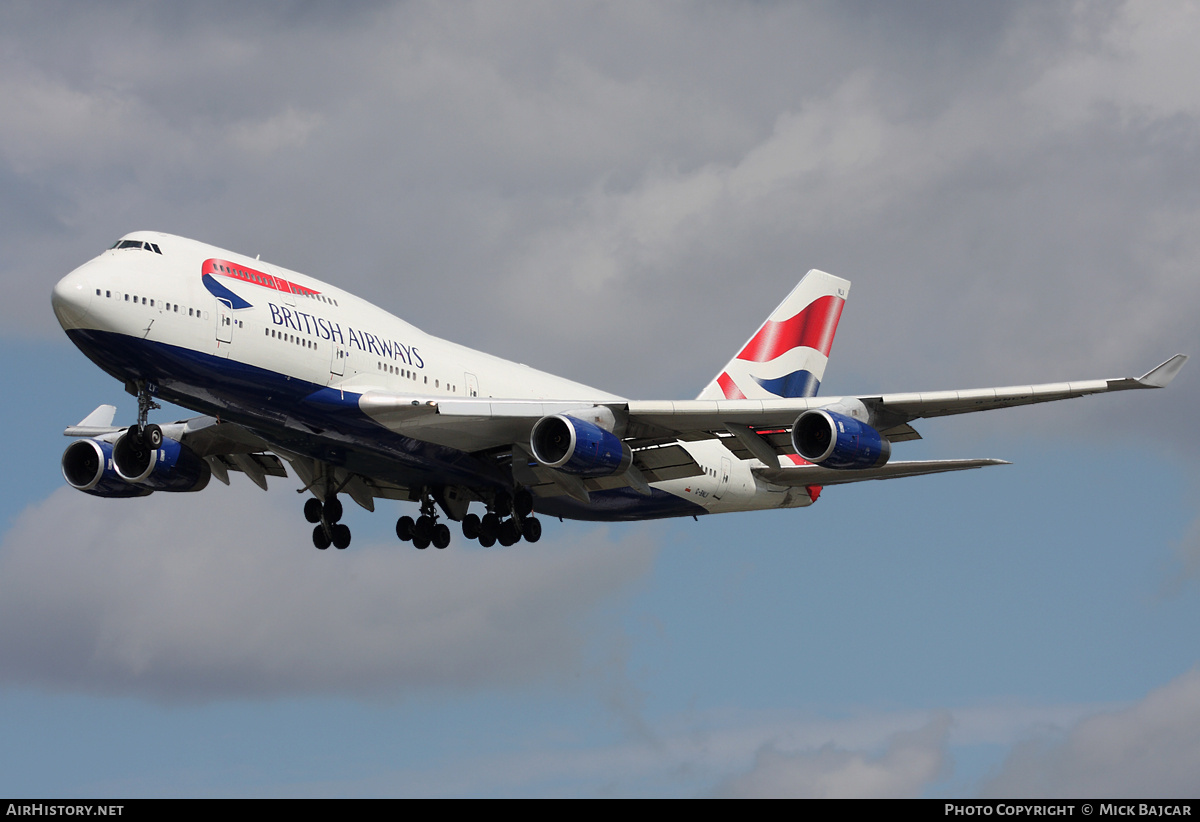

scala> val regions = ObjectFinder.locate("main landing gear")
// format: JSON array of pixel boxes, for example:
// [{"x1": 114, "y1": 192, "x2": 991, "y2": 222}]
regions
[
  {"x1": 395, "y1": 492, "x2": 451, "y2": 550},
  {"x1": 396, "y1": 487, "x2": 542, "y2": 550},
  {"x1": 303, "y1": 485, "x2": 543, "y2": 552},
  {"x1": 306, "y1": 494, "x2": 351, "y2": 550}
]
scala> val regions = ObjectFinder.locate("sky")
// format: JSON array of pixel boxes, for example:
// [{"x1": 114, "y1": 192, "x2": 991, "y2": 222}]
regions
[{"x1": 2, "y1": 0, "x2": 1199, "y2": 798}]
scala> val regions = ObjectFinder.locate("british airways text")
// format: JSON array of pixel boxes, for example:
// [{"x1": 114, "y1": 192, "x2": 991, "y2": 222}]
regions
[{"x1": 269, "y1": 302, "x2": 423, "y2": 367}]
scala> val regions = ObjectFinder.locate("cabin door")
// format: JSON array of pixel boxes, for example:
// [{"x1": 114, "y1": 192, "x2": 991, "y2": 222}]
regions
[{"x1": 216, "y1": 299, "x2": 234, "y2": 344}]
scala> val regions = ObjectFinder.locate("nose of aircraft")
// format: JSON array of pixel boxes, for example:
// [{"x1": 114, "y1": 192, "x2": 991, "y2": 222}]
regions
[{"x1": 51, "y1": 268, "x2": 94, "y2": 330}]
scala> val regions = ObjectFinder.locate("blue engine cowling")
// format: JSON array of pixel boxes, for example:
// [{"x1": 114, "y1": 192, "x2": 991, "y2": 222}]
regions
[
  {"x1": 61, "y1": 439, "x2": 153, "y2": 498},
  {"x1": 530, "y1": 414, "x2": 632, "y2": 477},
  {"x1": 791, "y1": 410, "x2": 891, "y2": 469},
  {"x1": 112, "y1": 432, "x2": 212, "y2": 492}
]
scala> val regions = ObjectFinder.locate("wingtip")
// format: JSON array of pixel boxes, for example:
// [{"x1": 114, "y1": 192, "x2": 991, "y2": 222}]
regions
[{"x1": 1138, "y1": 354, "x2": 1188, "y2": 388}]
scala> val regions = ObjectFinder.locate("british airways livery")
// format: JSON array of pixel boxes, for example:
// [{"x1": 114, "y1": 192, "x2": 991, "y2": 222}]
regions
[{"x1": 52, "y1": 231, "x2": 1187, "y2": 550}]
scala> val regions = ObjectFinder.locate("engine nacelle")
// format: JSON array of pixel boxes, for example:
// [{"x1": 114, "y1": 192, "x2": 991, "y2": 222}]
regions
[
  {"x1": 112, "y1": 432, "x2": 212, "y2": 492},
  {"x1": 792, "y1": 409, "x2": 891, "y2": 470},
  {"x1": 530, "y1": 414, "x2": 632, "y2": 477},
  {"x1": 61, "y1": 439, "x2": 153, "y2": 498}
]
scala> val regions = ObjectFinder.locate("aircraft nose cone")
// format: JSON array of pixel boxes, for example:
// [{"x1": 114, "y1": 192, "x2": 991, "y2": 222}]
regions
[{"x1": 51, "y1": 270, "x2": 94, "y2": 329}]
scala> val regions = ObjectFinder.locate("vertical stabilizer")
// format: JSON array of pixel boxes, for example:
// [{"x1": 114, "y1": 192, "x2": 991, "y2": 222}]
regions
[{"x1": 697, "y1": 269, "x2": 850, "y2": 400}]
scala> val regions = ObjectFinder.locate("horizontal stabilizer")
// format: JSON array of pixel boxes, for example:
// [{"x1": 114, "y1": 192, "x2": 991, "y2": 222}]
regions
[{"x1": 754, "y1": 458, "x2": 1009, "y2": 487}]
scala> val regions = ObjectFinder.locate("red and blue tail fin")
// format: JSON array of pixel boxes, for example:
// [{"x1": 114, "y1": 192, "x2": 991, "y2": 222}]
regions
[{"x1": 697, "y1": 270, "x2": 850, "y2": 400}]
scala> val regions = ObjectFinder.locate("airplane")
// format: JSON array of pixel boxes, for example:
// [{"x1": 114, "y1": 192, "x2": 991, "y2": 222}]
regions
[{"x1": 51, "y1": 231, "x2": 1187, "y2": 551}]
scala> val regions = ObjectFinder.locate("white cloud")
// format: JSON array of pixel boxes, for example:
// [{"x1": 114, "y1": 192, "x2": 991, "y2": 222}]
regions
[
  {"x1": 0, "y1": 484, "x2": 655, "y2": 700},
  {"x1": 982, "y1": 668, "x2": 1200, "y2": 798},
  {"x1": 712, "y1": 713, "x2": 952, "y2": 798}
]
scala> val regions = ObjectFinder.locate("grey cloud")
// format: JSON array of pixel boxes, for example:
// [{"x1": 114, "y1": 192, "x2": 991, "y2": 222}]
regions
[
  {"x1": 7, "y1": 2, "x2": 1198, "y2": 427},
  {"x1": 981, "y1": 668, "x2": 1200, "y2": 798},
  {"x1": 0, "y1": 484, "x2": 655, "y2": 700}
]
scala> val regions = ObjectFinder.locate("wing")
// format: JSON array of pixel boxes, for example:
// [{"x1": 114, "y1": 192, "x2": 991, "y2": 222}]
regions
[
  {"x1": 64, "y1": 408, "x2": 287, "y2": 491},
  {"x1": 617, "y1": 354, "x2": 1189, "y2": 448},
  {"x1": 753, "y1": 458, "x2": 1009, "y2": 487},
  {"x1": 361, "y1": 354, "x2": 1185, "y2": 445},
  {"x1": 348, "y1": 354, "x2": 1185, "y2": 496}
]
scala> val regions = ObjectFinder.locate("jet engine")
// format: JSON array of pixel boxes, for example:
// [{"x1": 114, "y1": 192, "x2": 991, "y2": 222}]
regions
[
  {"x1": 530, "y1": 414, "x2": 632, "y2": 477},
  {"x1": 791, "y1": 409, "x2": 891, "y2": 470},
  {"x1": 61, "y1": 439, "x2": 153, "y2": 498},
  {"x1": 111, "y1": 431, "x2": 212, "y2": 492}
]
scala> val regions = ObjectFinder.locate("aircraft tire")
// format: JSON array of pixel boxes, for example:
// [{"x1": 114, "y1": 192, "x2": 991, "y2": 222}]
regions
[
  {"x1": 478, "y1": 533, "x2": 496, "y2": 548},
  {"x1": 323, "y1": 497, "x2": 343, "y2": 524},
  {"x1": 396, "y1": 515, "x2": 415, "y2": 541},
  {"x1": 481, "y1": 513, "x2": 500, "y2": 541},
  {"x1": 144, "y1": 424, "x2": 163, "y2": 450},
  {"x1": 498, "y1": 520, "x2": 521, "y2": 547},
  {"x1": 332, "y1": 524, "x2": 351, "y2": 550},
  {"x1": 433, "y1": 523, "x2": 451, "y2": 549},
  {"x1": 522, "y1": 517, "x2": 542, "y2": 543},
  {"x1": 304, "y1": 498, "x2": 323, "y2": 524},
  {"x1": 414, "y1": 515, "x2": 434, "y2": 543},
  {"x1": 313, "y1": 525, "x2": 331, "y2": 550},
  {"x1": 413, "y1": 534, "x2": 430, "y2": 550},
  {"x1": 461, "y1": 513, "x2": 481, "y2": 540}
]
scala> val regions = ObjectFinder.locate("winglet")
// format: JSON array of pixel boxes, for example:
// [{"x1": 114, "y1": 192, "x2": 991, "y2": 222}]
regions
[
  {"x1": 64, "y1": 404, "x2": 120, "y2": 437},
  {"x1": 77, "y1": 404, "x2": 117, "y2": 427},
  {"x1": 1137, "y1": 354, "x2": 1188, "y2": 388}
]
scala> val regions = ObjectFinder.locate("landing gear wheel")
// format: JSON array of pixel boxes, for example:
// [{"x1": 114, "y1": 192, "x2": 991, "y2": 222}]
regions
[
  {"x1": 323, "y1": 497, "x2": 343, "y2": 524},
  {"x1": 413, "y1": 534, "x2": 430, "y2": 550},
  {"x1": 498, "y1": 519, "x2": 521, "y2": 547},
  {"x1": 313, "y1": 525, "x2": 331, "y2": 550},
  {"x1": 462, "y1": 513, "x2": 481, "y2": 540},
  {"x1": 433, "y1": 523, "x2": 451, "y2": 549},
  {"x1": 304, "y1": 498, "x2": 323, "y2": 524},
  {"x1": 396, "y1": 515, "x2": 415, "y2": 541},
  {"x1": 521, "y1": 517, "x2": 542, "y2": 543},
  {"x1": 143, "y1": 423, "x2": 163, "y2": 450},
  {"x1": 514, "y1": 488, "x2": 534, "y2": 518},
  {"x1": 478, "y1": 533, "x2": 496, "y2": 548},
  {"x1": 124, "y1": 426, "x2": 147, "y2": 457},
  {"x1": 332, "y1": 524, "x2": 351, "y2": 550},
  {"x1": 414, "y1": 515, "x2": 434, "y2": 544},
  {"x1": 481, "y1": 513, "x2": 500, "y2": 541}
]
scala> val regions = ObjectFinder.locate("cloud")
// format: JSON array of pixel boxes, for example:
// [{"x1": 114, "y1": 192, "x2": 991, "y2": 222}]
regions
[
  {"x1": 712, "y1": 713, "x2": 952, "y2": 798},
  {"x1": 0, "y1": 484, "x2": 656, "y2": 701},
  {"x1": 8, "y1": 1, "x2": 1200, "y2": 417},
  {"x1": 981, "y1": 668, "x2": 1200, "y2": 798}
]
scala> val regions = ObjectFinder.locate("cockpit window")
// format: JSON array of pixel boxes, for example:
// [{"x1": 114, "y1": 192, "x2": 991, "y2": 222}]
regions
[{"x1": 110, "y1": 239, "x2": 163, "y2": 254}]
